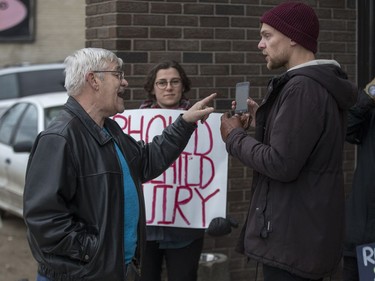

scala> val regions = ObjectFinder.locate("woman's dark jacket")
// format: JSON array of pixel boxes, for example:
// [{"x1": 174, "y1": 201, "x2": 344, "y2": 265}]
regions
[
  {"x1": 225, "y1": 62, "x2": 357, "y2": 279},
  {"x1": 23, "y1": 97, "x2": 197, "y2": 281},
  {"x1": 344, "y1": 89, "x2": 375, "y2": 257}
]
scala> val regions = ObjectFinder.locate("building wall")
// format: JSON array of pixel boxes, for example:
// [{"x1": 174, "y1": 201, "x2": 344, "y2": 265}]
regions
[
  {"x1": 0, "y1": 0, "x2": 85, "y2": 67},
  {"x1": 86, "y1": 0, "x2": 357, "y2": 280}
]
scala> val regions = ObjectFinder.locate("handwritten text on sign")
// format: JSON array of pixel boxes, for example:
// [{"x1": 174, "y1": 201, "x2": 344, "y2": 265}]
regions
[
  {"x1": 356, "y1": 242, "x2": 375, "y2": 281},
  {"x1": 112, "y1": 109, "x2": 228, "y2": 229}
]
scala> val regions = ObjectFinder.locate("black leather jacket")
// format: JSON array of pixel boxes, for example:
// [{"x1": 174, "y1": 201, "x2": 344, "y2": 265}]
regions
[{"x1": 23, "y1": 97, "x2": 197, "y2": 281}]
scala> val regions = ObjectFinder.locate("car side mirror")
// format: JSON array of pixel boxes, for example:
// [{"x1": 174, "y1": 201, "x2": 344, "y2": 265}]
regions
[{"x1": 13, "y1": 141, "x2": 33, "y2": 153}]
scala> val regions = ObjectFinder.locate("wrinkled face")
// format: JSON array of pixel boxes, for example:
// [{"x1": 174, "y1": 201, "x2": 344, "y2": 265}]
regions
[
  {"x1": 258, "y1": 23, "x2": 292, "y2": 70},
  {"x1": 96, "y1": 62, "x2": 128, "y2": 116},
  {"x1": 153, "y1": 67, "x2": 183, "y2": 109}
]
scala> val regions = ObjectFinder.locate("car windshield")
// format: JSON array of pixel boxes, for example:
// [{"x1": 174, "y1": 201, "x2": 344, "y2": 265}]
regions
[{"x1": 45, "y1": 105, "x2": 64, "y2": 127}]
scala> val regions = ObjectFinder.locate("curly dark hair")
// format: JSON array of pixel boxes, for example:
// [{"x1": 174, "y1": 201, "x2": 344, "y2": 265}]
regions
[{"x1": 143, "y1": 60, "x2": 191, "y2": 100}]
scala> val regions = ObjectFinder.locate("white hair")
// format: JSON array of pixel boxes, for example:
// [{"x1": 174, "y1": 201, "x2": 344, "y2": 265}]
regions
[{"x1": 64, "y1": 48, "x2": 123, "y2": 96}]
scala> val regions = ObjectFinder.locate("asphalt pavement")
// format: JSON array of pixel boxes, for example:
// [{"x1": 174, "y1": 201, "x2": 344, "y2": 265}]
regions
[{"x1": 0, "y1": 212, "x2": 36, "y2": 281}]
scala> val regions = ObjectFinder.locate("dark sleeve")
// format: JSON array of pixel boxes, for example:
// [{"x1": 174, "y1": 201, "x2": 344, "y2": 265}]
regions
[
  {"x1": 226, "y1": 82, "x2": 327, "y2": 182},
  {"x1": 346, "y1": 89, "x2": 375, "y2": 144}
]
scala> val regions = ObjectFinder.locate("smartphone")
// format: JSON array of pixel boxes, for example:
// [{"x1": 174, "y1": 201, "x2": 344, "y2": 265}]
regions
[{"x1": 235, "y1": 81, "x2": 250, "y2": 114}]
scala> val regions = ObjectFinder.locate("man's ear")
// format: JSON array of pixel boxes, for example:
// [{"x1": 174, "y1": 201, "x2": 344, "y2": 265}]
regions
[{"x1": 86, "y1": 72, "x2": 99, "y2": 91}]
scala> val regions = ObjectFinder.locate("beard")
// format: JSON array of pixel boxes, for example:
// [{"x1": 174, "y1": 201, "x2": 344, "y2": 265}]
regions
[
  {"x1": 265, "y1": 49, "x2": 289, "y2": 70},
  {"x1": 267, "y1": 57, "x2": 287, "y2": 70}
]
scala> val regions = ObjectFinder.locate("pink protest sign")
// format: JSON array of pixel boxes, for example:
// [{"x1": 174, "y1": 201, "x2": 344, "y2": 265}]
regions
[{"x1": 113, "y1": 109, "x2": 228, "y2": 229}]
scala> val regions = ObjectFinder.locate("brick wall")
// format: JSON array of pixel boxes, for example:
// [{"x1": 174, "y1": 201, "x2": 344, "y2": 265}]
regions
[{"x1": 86, "y1": 1, "x2": 357, "y2": 280}]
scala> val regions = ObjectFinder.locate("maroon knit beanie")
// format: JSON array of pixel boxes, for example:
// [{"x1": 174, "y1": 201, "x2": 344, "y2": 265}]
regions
[{"x1": 260, "y1": 1, "x2": 319, "y2": 53}]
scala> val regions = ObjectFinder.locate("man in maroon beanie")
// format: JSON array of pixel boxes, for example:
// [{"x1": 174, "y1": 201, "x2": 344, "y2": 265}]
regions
[{"x1": 220, "y1": 1, "x2": 358, "y2": 281}]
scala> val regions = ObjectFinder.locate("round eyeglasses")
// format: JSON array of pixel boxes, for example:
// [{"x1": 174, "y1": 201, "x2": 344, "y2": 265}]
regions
[{"x1": 155, "y1": 79, "x2": 182, "y2": 90}]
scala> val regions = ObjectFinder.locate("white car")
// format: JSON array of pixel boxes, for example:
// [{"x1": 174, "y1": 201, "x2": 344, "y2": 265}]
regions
[
  {"x1": 0, "y1": 63, "x2": 65, "y2": 116},
  {"x1": 0, "y1": 92, "x2": 68, "y2": 218}
]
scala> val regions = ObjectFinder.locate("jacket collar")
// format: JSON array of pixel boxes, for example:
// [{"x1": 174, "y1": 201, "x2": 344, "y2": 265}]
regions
[{"x1": 64, "y1": 96, "x2": 113, "y2": 145}]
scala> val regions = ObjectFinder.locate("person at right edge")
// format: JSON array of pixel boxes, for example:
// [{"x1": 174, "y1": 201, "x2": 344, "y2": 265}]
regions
[
  {"x1": 220, "y1": 2, "x2": 357, "y2": 281},
  {"x1": 343, "y1": 77, "x2": 375, "y2": 281}
]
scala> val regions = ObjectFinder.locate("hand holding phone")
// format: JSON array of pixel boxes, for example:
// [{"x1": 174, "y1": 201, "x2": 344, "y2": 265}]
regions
[{"x1": 235, "y1": 81, "x2": 250, "y2": 115}]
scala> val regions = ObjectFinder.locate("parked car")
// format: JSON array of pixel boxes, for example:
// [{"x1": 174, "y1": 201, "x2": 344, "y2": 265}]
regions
[
  {"x1": 0, "y1": 63, "x2": 65, "y2": 116},
  {"x1": 0, "y1": 92, "x2": 68, "y2": 218}
]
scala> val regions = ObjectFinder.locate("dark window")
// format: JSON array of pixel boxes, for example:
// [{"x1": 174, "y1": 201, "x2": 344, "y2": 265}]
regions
[
  {"x1": 0, "y1": 74, "x2": 19, "y2": 99},
  {"x1": 358, "y1": 1, "x2": 375, "y2": 87},
  {"x1": 13, "y1": 104, "x2": 38, "y2": 145},
  {"x1": 18, "y1": 69, "x2": 65, "y2": 97},
  {"x1": 0, "y1": 103, "x2": 28, "y2": 145},
  {"x1": 44, "y1": 106, "x2": 63, "y2": 128},
  {"x1": 0, "y1": 68, "x2": 65, "y2": 101}
]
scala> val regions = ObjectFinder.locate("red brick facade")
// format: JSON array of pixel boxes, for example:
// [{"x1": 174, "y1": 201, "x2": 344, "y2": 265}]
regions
[{"x1": 86, "y1": 1, "x2": 357, "y2": 280}]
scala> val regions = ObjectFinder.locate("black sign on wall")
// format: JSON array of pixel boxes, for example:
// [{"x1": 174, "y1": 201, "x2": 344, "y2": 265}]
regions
[{"x1": 0, "y1": 0, "x2": 35, "y2": 42}]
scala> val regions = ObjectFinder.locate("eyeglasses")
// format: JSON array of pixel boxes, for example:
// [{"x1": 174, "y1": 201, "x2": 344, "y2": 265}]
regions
[
  {"x1": 155, "y1": 79, "x2": 182, "y2": 90},
  {"x1": 93, "y1": 70, "x2": 125, "y2": 81}
]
